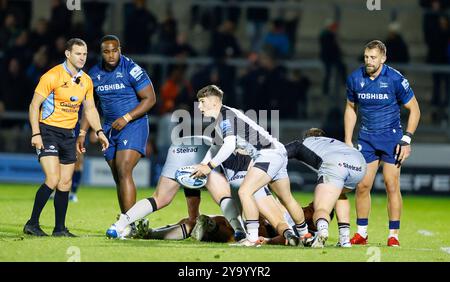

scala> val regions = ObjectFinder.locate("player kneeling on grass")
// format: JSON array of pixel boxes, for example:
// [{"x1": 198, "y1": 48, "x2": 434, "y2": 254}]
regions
[{"x1": 286, "y1": 128, "x2": 367, "y2": 248}]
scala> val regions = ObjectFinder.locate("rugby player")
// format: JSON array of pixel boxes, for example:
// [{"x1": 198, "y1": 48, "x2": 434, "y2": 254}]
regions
[
  {"x1": 79, "y1": 35, "x2": 156, "y2": 213},
  {"x1": 285, "y1": 128, "x2": 367, "y2": 247},
  {"x1": 344, "y1": 40, "x2": 420, "y2": 246},
  {"x1": 191, "y1": 85, "x2": 309, "y2": 246}
]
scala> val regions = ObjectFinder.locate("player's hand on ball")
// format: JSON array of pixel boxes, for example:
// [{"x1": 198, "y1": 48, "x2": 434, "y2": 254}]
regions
[
  {"x1": 97, "y1": 132, "x2": 109, "y2": 152},
  {"x1": 111, "y1": 116, "x2": 128, "y2": 131},
  {"x1": 191, "y1": 164, "x2": 211, "y2": 178}
]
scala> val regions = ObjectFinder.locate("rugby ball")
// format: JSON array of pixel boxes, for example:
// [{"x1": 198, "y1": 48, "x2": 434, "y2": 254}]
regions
[{"x1": 175, "y1": 166, "x2": 207, "y2": 189}]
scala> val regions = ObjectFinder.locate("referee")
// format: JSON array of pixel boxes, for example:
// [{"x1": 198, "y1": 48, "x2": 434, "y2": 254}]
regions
[{"x1": 24, "y1": 38, "x2": 108, "y2": 237}]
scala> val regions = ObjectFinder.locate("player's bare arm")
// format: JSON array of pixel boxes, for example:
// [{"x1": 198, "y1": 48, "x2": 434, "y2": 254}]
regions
[
  {"x1": 76, "y1": 110, "x2": 90, "y2": 154},
  {"x1": 344, "y1": 99, "x2": 358, "y2": 147},
  {"x1": 82, "y1": 98, "x2": 109, "y2": 151},
  {"x1": 192, "y1": 136, "x2": 236, "y2": 178},
  {"x1": 395, "y1": 96, "x2": 421, "y2": 166},
  {"x1": 111, "y1": 83, "x2": 156, "y2": 131},
  {"x1": 29, "y1": 93, "x2": 47, "y2": 150}
]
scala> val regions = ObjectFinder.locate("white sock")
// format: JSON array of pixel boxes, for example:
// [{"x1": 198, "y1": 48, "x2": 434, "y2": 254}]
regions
[
  {"x1": 151, "y1": 224, "x2": 188, "y2": 240},
  {"x1": 295, "y1": 221, "x2": 309, "y2": 237},
  {"x1": 284, "y1": 211, "x2": 295, "y2": 227},
  {"x1": 220, "y1": 197, "x2": 245, "y2": 233},
  {"x1": 316, "y1": 218, "x2": 329, "y2": 236},
  {"x1": 389, "y1": 231, "x2": 399, "y2": 240},
  {"x1": 245, "y1": 220, "x2": 259, "y2": 242},
  {"x1": 357, "y1": 225, "x2": 368, "y2": 238},
  {"x1": 115, "y1": 214, "x2": 131, "y2": 231},
  {"x1": 338, "y1": 223, "x2": 350, "y2": 244},
  {"x1": 116, "y1": 198, "x2": 155, "y2": 230}
]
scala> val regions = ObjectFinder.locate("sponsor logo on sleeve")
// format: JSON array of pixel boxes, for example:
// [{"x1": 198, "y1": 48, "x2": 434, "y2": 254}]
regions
[
  {"x1": 130, "y1": 65, "x2": 143, "y2": 81},
  {"x1": 220, "y1": 120, "x2": 232, "y2": 133},
  {"x1": 401, "y1": 79, "x2": 410, "y2": 90}
]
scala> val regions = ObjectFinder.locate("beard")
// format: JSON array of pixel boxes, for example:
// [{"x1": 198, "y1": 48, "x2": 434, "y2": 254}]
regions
[{"x1": 365, "y1": 64, "x2": 380, "y2": 75}]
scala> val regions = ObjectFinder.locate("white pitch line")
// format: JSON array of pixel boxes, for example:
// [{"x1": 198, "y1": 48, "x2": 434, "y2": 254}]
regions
[
  {"x1": 402, "y1": 248, "x2": 434, "y2": 251},
  {"x1": 417, "y1": 230, "x2": 434, "y2": 236},
  {"x1": 441, "y1": 247, "x2": 450, "y2": 255}
]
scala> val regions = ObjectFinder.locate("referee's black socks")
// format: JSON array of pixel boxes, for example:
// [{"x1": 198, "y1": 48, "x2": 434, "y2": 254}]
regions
[
  {"x1": 29, "y1": 183, "x2": 54, "y2": 225},
  {"x1": 54, "y1": 190, "x2": 69, "y2": 231}
]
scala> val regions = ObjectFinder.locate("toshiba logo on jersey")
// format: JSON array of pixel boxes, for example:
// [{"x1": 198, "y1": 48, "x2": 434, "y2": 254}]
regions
[
  {"x1": 96, "y1": 83, "x2": 126, "y2": 92},
  {"x1": 357, "y1": 93, "x2": 389, "y2": 99}
]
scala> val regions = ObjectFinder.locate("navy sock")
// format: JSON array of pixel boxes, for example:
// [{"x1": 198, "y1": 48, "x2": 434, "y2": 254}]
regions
[
  {"x1": 54, "y1": 190, "x2": 69, "y2": 231},
  {"x1": 356, "y1": 218, "x2": 368, "y2": 226},
  {"x1": 71, "y1": 170, "x2": 82, "y2": 194},
  {"x1": 389, "y1": 220, "x2": 400, "y2": 230},
  {"x1": 29, "y1": 184, "x2": 53, "y2": 225}
]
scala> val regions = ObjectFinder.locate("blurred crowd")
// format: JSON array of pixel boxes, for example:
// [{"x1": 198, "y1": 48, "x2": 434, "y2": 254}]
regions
[{"x1": 0, "y1": 0, "x2": 449, "y2": 130}]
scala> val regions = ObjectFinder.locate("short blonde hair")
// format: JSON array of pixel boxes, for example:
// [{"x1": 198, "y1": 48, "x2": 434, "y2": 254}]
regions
[
  {"x1": 197, "y1": 85, "x2": 224, "y2": 100},
  {"x1": 365, "y1": 40, "x2": 387, "y2": 56}
]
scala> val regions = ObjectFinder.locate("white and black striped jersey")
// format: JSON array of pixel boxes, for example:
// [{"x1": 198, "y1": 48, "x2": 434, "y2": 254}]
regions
[
  {"x1": 214, "y1": 105, "x2": 278, "y2": 158},
  {"x1": 286, "y1": 137, "x2": 358, "y2": 171}
]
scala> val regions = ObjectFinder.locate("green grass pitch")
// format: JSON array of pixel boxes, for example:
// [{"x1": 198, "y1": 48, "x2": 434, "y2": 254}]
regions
[{"x1": 0, "y1": 183, "x2": 449, "y2": 262}]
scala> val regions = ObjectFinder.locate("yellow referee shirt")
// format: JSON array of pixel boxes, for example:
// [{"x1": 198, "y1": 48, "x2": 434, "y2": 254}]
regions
[{"x1": 34, "y1": 61, "x2": 94, "y2": 129}]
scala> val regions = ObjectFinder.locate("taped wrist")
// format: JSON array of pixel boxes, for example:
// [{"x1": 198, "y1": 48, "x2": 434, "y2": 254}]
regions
[
  {"x1": 78, "y1": 129, "x2": 87, "y2": 137},
  {"x1": 123, "y1": 113, "x2": 132, "y2": 123},
  {"x1": 400, "y1": 132, "x2": 413, "y2": 145}
]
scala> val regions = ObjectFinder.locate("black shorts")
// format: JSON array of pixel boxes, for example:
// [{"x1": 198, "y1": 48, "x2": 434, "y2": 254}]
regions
[{"x1": 37, "y1": 123, "x2": 76, "y2": 164}]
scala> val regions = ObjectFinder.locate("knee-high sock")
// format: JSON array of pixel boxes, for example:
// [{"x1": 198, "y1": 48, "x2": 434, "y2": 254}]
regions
[
  {"x1": 116, "y1": 197, "x2": 157, "y2": 230},
  {"x1": 150, "y1": 223, "x2": 189, "y2": 240},
  {"x1": 54, "y1": 190, "x2": 69, "y2": 231},
  {"x1": 220, "y1": 197, "x2": 245, "y2": 233},
  {"x1": 29, "y1": 183, "x2": 54, "y2": 225}
]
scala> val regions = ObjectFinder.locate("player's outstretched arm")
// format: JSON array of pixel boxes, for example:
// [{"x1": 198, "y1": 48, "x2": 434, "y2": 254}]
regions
[{"x1": 344, "y1": 99, "x2": 358, "y2": 147}]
